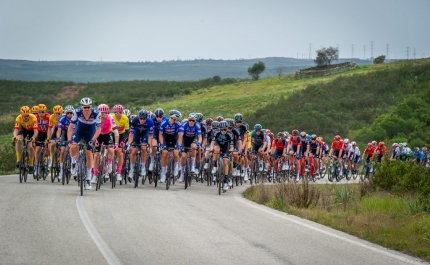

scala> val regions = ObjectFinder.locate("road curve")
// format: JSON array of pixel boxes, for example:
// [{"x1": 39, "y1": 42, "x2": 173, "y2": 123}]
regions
[{"x1": 0, "y1": 175, "x2": 425, "y2": 265}]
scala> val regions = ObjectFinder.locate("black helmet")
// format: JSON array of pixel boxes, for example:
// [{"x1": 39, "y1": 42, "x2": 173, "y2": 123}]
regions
[
  {"x1": 234, "y1": 113, "x2": 243, "y2": 121},
  {"x1": 138, "y1": 109, "x2": 149, "y2": 118}
]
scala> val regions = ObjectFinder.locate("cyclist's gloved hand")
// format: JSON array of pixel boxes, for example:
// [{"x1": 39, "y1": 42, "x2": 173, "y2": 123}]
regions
[
  {"x1": 88, "y1": 140, "x2": 96, "y2": 146},
  {"x1": 12, "y1": 136, "x2": 16, "y2": 143},
  {"x1": 196, "y1": 142, "x2": 201, "y2": 147},
  {"x1": 120, "y1": 142, "x2": 126, "y2": 148},
  {"x1": 114, "y1": 143, "x2": 119, "y2": 150},
  {"x1": 177, "y1": 144, "x2": 182, "y2": 150},
  {"x1": 31, "y1": 137, "x2": 36, "y2": 142},
  {"x1": 160, "y1": 143, "x2": 165, "y2": 149}
]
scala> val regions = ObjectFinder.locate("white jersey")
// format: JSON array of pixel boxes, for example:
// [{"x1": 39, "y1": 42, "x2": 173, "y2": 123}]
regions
[
  {"x1": 351, "y1": 146, "x2": 360, "y2": 156},
  {"x1": 344, "y1": 143, "x2": 352, "y2": 153}
]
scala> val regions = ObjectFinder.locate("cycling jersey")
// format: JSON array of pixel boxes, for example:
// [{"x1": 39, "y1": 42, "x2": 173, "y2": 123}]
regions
[
  {"x1": 300, "y1": 138, "x2": 310, "y2": 149},
  {"x1": 37, "y1": 113, "x2": 50, "y2": 133},
  {"x1": 331, "y1": 140, "x2": 344, "y2": 151},
  {"x1": 200, "y1": 122, "x2": 208, "y2": 139},
  {"x1": 229, "y1": 127, "x2": 242, "y2": 147},
  {"x1": 14, "y1": 114, "x2": 38, "y2": 131},
  {"x1": 179, "y1": 121, "x2": 201, "y2": 138},
  {"x1": 288, "y1": 136, "x2": 300, "y2": 147},
  {"x1": 251, "y1": 130, "x2": 265, "y2": 145},
  {"x1": 213, "y1": 131, "x2": 234, "y2": 146},
  {"x1": 272, "y1": 139, "x2": 287, "y2": 151},
  {"x1": 375, "y1": 146, "x2": 388, "y2": 156},
  {"x1": 343, "y1": 143, "x2": 352, "y2": 153},
  {"x1": 113, "y1": 114, "x2": 130, "y2": 134},
  {"x1": 236, "y1": 122, "x2": 249, "y2": 137},
  {"x1": 58, "y1": 116, "x2": 71, "y2": 131},
  {"x1": 100, "y1": 115, "x2": 117, "y2": 135},
  {"x1": 71, "y1": 107, "x2": 101, "y2": 128},
  {"x1": 247, "y1": 131, "x2": 251, "y2": 149},
  {"x1": 130, "y1": 117, "x2": 154, "y2": 135},
  {"x1": 309, "y1": 141, "x2": 320, "y2": 151},
  {"x1": 363, "y1": 147, "x2": 375, "y2": 157},
  {"x1": 152, "y1": 116, "x2": 168, "y2": 139},
  {"x1": 159, "y1": 120, "x2": 181, "y2": 136},
  {"x1": 48, "y1": 114, "x2": 60, "y2": 129}
]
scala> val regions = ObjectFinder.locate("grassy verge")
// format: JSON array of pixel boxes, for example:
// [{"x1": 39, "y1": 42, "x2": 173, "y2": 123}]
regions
[
  {"x1": 244, "y1": 181, "x2": 430, "y2": 261},
  {"x1": 0, "y1": 134, "x2": 19, "y2": 175}
]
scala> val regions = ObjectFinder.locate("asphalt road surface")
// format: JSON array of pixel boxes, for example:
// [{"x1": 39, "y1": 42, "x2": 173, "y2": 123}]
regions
[{"x1": 0, "y1": 174, "x2": 426, "y2": 265}]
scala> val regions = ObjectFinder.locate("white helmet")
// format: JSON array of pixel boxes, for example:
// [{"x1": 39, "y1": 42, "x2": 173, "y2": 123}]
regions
[
  {"x1": 123, "y1": 109, "x2": 131, "y2": 117},
  {"x1": 344, "y1": 138, "x2": 349, "y2": 144},
  {"x1": 64, "y1": 105, "x2": 74, "y2": 112},
  {"x1": 80, "y1": 97, "x2": 92, "y2": 105}
]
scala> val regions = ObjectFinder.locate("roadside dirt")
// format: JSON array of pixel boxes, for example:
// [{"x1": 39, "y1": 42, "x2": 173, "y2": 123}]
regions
[{"x1": 55, "y1": 85, "x2": 86, "y2": 101}]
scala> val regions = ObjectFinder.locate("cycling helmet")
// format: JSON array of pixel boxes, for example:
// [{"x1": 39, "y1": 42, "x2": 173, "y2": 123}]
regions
[
  {"x1": 123, "y1": 109, "x2": 131, "y2": 117},
  {"x1": 392, "y1": 143, "x2": 398, "y2": 148},
  {"x1": 225, "y1": 118, "x2": 234, "y2": 127},
  {"x1": 266, "y1": 129, "x2": 271, "y2": 134},
  {"x1": 150, "y1": 113, "x2": 156, "y2": 120},
  {"x1": 351, "y1": 141, "x2": 357, "y2": 146},
  {"x1": 378, "y1": 141, "x2": 385, "y2": 146},
  {"x1": 169, "y1": 110, "x2": 181, "y2": 119},
  {"x1": 38, "y1": 104, "x2": 47, "y2": 111},
  {"x1": 80, "y1": 97, "x2": 92, "y2": 105},
  {"x1": 367, "y1": 143, "x2": 372, "y2": 148},
  {"x1": 64, "y1": 105, "x2": 74, "y2": 112},
  {"x1": 212, "y1": 121, "x2": 219, "y2": 128},
  {"x1": 423, "y1": 147, "x2": 428, "y2": 152},
  {"x1": 20, "y1": 106, "x2": 31, "y2": 115},
  {"x1": 311, "y1": 134, "x2": 317, "y2": 140},
  {"x1": 372, "y1": 140, "x2": 377, "y2": 145},
  {"x1": 334, "y1": 135, "x2": 341, "y2": 141},
  {"x1": 195, "y1": 113, "x2": 203, "y2": 122},
  {"x1": 154, "y1": 108, "x2": 164, "y2": 117},
  {"x1": 216, "y1": 116, "x2": 224, "y2": 122},
  {"x1": 344, "y1": 138, "x2": 349, "y2": 144},
  {"x1": 219, "y1": 121, "x2": 228, "y2": 129},
  {"x1": 415, "y1": 147, "x2": 420, "y2": 152},
  {"x1": 31, "y1": 106, "x2": 39, "y2": 113},
  {"x1": 138, "y1": 109, "x2": 149, "y2": 119},
  {"x1": 292, "y1": 129, "x2": 299, "y2": 136},
  {"x1": 53, "y1": 105, "x2": 63, "y2": 114},
  {"x1": 399, "y1": 143, "x2": 403, "y2": 148},
  {"x1": 277, "y1": 132, "x2": 285, "y2": 138},
  {"x1": 306, "y1": 135, "x2": 311, "y2": 141},
  {"x1": 316, "y1": 137, "x2": 322, "y2": 143},
  {"x1": 205, "y1": 118, "x2": 213, "y2": 126},
  {"x1": 299, "y1": 131, "x2": 306, "y2": 137},
  {"x1": 254, "y1": 124, "x2": 262, "y2": 131},
  {"x1": 113, "y1": 104, "x2": 124, "y2": 113},
  {"x1": 403, "y1": 142, "x2": 408, "y2": 147},
  {"x1": 98, "y1": 104, "x2": 109, "y2": 113},
  {"x1": 234, "y1": 113, "x2": 243, "y2": 121}
]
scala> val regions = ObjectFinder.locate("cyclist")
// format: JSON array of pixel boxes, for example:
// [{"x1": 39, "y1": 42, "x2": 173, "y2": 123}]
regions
[
  {"x1": 271, "y1": 132, "x2": 288, "y2": 175},
  {"x1": 13, "y1": 106, "x2": 39, "y2": 174},
  {"x1": 348, "y1": 141, "x2": 360, "y2": 174},
  {"x1": 34, "y1": 104, "x2": 51, "y2": 177},
  {"x1": 390, "y1": 143, "x2": 400, "y2": 160},
  {"x1": 31, "y1": 106, "x2": 39, "y2": 116},
  {"x1": 210, "y1": 120, "x2": 234, "y2": 191},
  {"x1": 249, "y1": 124, "x2": 267, "y2": 173},
  {"x1": 287, "y1": 129, "x2": 302, "y2": 182},
  {"x1": 177, "y1": 113, "x2": 202, "y2": 183},
  {"x1": 91, "y1": 104, "x2": 119, "y2": 184},
  {"x1": 149, "y1": 108, "x2": 168, "y2": 173},
  {"x1": 308, "y1": 134, "x2": 320, "y2": 176},
  {"x1": 363, "y1": 143, "x2": 375, "y2": 172},
  {"x1": 342, "y1": 138, "x2": 352, "y2": 176},
  {"x1": 375, "y1": 142, "x2": 388, "y2": 163},
  {"x1": 234, "y1": 113, "x2": 249, "y2": 178},
  {"x1": 203, "y1": 118, "x2": 214, "y2": 173},
  {"x1": 328, "y1": 135, "x2": 344, "y2": 176},
  {"x1": 68, "y1": 98, "x2": 101, "y2": 190},
  {"x1": 413, "y1": 147, "x2": 425, "y2": 166},
  {"x1": 299, "y1": 131, "x2": 310, "y2": 172},
  {"x1": 47, "y1": 105, "x2": 63, "y2": 170},
  {"x1": 128, "y1": 109, "x2": 154, "y2": 178},
  {"x1": 159, "y1": 110, "x2": 182, "y2": 183},
  {"x1": 56, "y1": 105, "x2": 74, "y2": 179},
  {"x1": 225, "y1": 118, "x2": 242, "y2": 178},
  {"x1": 112, "y1": 104, "x2": 129, "y2": 181}
]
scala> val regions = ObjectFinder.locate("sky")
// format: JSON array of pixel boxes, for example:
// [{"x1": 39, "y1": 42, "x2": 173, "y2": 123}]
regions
[{"x1": 1, "y1": 0, "x2": 429, "y2": 62}]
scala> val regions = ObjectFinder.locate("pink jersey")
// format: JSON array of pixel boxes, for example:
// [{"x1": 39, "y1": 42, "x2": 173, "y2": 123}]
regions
[{"x1": 100, "y1": 115, "x2": 117, "y2": 135}]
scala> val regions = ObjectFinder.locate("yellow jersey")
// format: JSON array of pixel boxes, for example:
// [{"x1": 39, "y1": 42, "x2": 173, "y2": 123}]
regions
[
  {"x1": 247, "y1": 131, "x2": 251, "y2": 149},
  {"x1": 48, "y1": 114, "x2": 60, "y2": 129},
  {"x1": 112, "y1": 114, "x2": 129, "y2": 134},
  {"x1": 14, "y1": 114, "x2": 38, "y2": 131}
]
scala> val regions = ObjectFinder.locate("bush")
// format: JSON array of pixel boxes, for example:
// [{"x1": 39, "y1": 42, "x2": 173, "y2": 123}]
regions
[
  {"x1": 373, "y1": 55, "x2": 385, "y2": 64},
  {"x1": 0, "y1": 145, "x2": 16, "y2": 173}
]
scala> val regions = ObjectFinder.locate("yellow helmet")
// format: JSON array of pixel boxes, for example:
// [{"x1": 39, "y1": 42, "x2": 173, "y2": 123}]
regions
[
  {"x1": 53, "y1": 105, "x2": 63, "y2": 114},
  {"x1": 38, "y1": 104, "x2": 47, "y2": 111},
  {"x1": 20, "y1": 106, "x2": 31, "y2": 115},
  {"x1": 31, "y1": 106, "x2": 39, "y2": 113}
]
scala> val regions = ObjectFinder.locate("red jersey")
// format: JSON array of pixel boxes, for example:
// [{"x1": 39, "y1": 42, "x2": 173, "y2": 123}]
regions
[
  {"x1": 331, "y1": 140, "x2": 344, "y2": 151},
  {"x1": 375, "y1": 146, "x2": 388, "y2": 156},
  {"x1": 272, "y1": 139, "x2": 287, "y2": 151},
  {"x1": 364, "y1": 147, "x2": 375, "y2": 156},
  {"x1": 288, "y1": 136, "x2": 300, "y2": 147},
  {"x1": 37, "y1": 113, "x2": 51, "y2": 133}
]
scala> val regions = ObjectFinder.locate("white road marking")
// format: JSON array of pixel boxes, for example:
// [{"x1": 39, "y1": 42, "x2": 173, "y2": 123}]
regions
[
  {"x1": 76, "y1": 196, "x2": 123, "y2": 265},
  {"x1": 237, "y1": 193, "x2": 425, "y2": 264}
]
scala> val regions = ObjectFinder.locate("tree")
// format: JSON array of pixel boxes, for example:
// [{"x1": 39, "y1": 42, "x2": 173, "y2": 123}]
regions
[
  {"x1": 274, "y1": 66, "x2": 286, "y2": 78},
  {"x1": 373, "y1": 55, "x2": 386, "y2": 64},
  {"x1": 212, "y1": 75, "x2": 221, "y2": 83},
  {"x1": 314, "y1": 46, "x2": 339, "y2": 66},
  {"x1": 248, "y1": 61, "x2": 266, "y2": 80}
]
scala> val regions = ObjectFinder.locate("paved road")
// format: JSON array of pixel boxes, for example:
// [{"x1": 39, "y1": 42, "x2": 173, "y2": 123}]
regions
[{"x1": 0, "y1": 174, "x2": 425, "y2": 265}]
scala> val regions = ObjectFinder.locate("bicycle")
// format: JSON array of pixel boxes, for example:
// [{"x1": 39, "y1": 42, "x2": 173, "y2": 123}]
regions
[
  {"x1": 360, "y1": 159, "x2": 374, "y2": 182},
  {"x1": 307, "y1": 154, "x2": 319, "y2": 183},
  {"x1": 164, "y1": 147, "x2": 176, "y2": 190},
  {"x1": 182, "y1": 147, "x2": 196, "y2": 189},
  {"x1": 62, "y1": 143, "x2": 72, "y2": 185},
  {"x1": 14, "y1": 136, "x2": 31, "y2": 183},
  {"x1": 75, "y1": 140, "x2": 91, "y2": 196},
  {"x1": 250, "y1": 151, "x2": 263, "y2": 185},
  {"x1": 132, "y1": 143, "x2": 146, "y2": 188},
  {"x1": 95, "y1": 143, "x2": 109, "y2": 191},
  {"x1": 150, "y1": 145, "x2": 161, "y2": 188},
  {"x1": 204, "y1": 151, "x2": 214, "y2": 186},
  {"x1": 121, "y1": 147, "x2": 130, "y2": 185},
  {"x1": 328, "y1": 156, "x2": 341, "y2": 182},
  {"x1": 35, "y1": 141, "x2": 48, "y2": 181},
  {"x1": 50, "y1": 142, "x2": 61, "y2": 183},
  {"x1": 215, "y1": 152, "x2": 232, "y2": 195}
]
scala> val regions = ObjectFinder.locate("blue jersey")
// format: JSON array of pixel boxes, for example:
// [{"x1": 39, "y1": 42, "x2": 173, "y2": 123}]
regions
[
  {"x1": 159, "y1": 120, "x2": 181, "y2": 136},
  {"x1": 152, "y1": 116, "x2": 168, "y2": 135},
  {"x1": 414, "y1": 151, "x2": 425, "y2": 160},
  {"x1": 70, "y1": 107, "x2": 101, "y2": 128},
  {"x1": 130, "y1": 117, "x2": 154, "y2": 135},
  {"x1": 178, "y1": 121, "x2": 201, "y2": 138},
  {"x1": 58, "y1": 116, "x2": 71, "y2": 131}
]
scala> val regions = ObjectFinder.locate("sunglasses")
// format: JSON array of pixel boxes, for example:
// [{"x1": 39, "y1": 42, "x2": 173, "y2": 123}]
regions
[
  {"x1": 66, "y1": 112, "x2": 73, "y2": 115},
  {"x1": 38, "y1": 111, "x2": 45, "y2": 113},
  {"x1": 139, "y1": 117, "x2": 146, "y2": 120},
  {"x1": 228, "y1": 126, "x2": 233, "y2": 130},
  {"x1": 156, "y1": 115, "x2": 163, "y2": 118},
  {"x1": 22, "y1": 115, "x2": 29, "y2": 118},
  {"x1": 82, "y1": 106, "x2": 91, "y2": 109},
  {"x1": 189, "y1": 119, "x2": 196, "y2": 122},
  {"x1": 235, "y1": 121, "x2": 242, "y2": 123},
  {"x1": 114, "y1": 112, "x2": 122, "y2": 115},
  {"x1": 221, "y1": 128, "x2": 228, "y2": 132}
]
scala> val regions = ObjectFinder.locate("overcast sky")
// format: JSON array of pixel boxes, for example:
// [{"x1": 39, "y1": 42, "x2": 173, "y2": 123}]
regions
[{"x1": 1, "y1": 0, "x2": 429, "y2": 62}]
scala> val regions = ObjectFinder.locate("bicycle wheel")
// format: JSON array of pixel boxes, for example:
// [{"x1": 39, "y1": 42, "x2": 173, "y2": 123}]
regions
[
  {"x1": 134, "y1": 154, "x2": 140, "y2": 188},
  {"x1": 79, "y1": 155, "x2": 84, "y2": 196},
  {"x1": 217, "y1": 170, "x2": 222, "y2": 195},
  {"x1": 142, "y1": 159, "x2": 148, "y2": 185},
  {"x1": 166, "y1": 157, "x2": 172, "y2": 190},
  {"x1": 184, "y1": 163, "x2": 189, "y2": 189},
  {"x1": 50, "y1": 150, "x2": 57, "y2": 183},
  {"x1": 154, "y1": 156, "x2": 159, "y2": 188},
  {"x1": 19, "y1": 150, "x2": 26, "y2": 183}
]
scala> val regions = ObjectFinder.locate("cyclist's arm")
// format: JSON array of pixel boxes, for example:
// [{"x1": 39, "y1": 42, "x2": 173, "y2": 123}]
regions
[
  {"x1": 92, "y1": 126, "x2": 101, "y2": 141},
  {"x1": 32, "y1": 129, "x2": 39, "y2": 141},
  {"x1": 158, "y1": 132, "x2": 164, "y2": 145},
  {"x1": 177, "y1": 133, "x2": 183, "y2": 146},
  {"x1": 13, "y1": 128, "x2": 18, "y2": 138},
  {"x1": 197, "y1": 135, "x2": 202, "y2": 146},
  {"x1": 67, "y1": 123, "x2": 75, "y2": 141}
]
